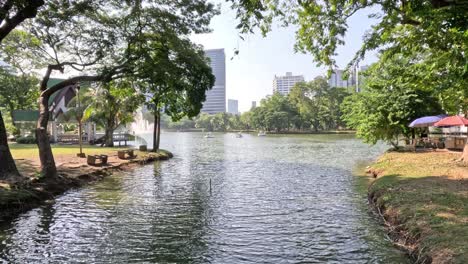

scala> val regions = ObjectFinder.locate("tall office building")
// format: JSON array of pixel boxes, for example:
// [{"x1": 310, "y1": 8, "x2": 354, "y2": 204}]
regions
[
  {"x1": 328, "y1": 69, "x2": 352, "y2": 88},
  {"x1": 227, "y1": 99, "x2": 239, "y2": 115},
  {"x1": 273, "y1": 72, "x2": 304, "y2": 96},
  {"x1": 251, "y1": 101, "x2": 257, "y2": 109},
  {"x1": 202, "y1": 49, "x2": 226, "y2": 114}
]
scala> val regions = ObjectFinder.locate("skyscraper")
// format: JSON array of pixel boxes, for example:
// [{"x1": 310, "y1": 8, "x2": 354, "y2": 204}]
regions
[
  {"x1": 251, "y1": 101, "x2": 257, "y2": 109},
  {"x1": 228, "y1": 99, "x2": 239, "y2": 115},
  {"x1": 273, "y1": 72, "x2": 304, "y2": 96},
  {"x1": 202, "y1": 49, "x2": 226, "y2": 114}
]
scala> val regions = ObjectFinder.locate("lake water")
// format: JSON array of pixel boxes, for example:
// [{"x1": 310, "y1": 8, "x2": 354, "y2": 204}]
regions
[{"x1": 0, "y1": 132, "x2": 409, "y2": 263}]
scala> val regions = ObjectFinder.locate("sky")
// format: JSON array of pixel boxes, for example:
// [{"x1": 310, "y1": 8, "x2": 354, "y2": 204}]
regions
[{"x1": 190, "y1": 3, "x2": 382, "y2": 112}]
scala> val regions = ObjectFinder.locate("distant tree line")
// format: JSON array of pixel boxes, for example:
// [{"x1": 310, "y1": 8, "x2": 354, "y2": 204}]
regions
[{"x1": 156, "y1": 76, "x2": 350, "y2": 133}]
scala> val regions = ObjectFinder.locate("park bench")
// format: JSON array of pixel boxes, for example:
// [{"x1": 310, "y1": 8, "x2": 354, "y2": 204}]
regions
[
  {"x1": 117, "y1": 149, "x2": 136, "y2": 160},
  {"x1": 87, "y1": 155, "x2": 108, "y2": 166}
]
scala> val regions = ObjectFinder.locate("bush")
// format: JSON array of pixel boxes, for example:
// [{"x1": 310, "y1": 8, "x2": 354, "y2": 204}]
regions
[{"x1": 16, "y1": 136, "x2": 36, "y2": 144}]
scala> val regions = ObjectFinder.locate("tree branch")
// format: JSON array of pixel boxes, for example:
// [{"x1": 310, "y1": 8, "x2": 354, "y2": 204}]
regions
[
  {"x1": 42, "y1": 75, "x2": 104, "y2": 98},
  {"x1": 0, "y1": 0, "x2": 45, "y2": 42}
]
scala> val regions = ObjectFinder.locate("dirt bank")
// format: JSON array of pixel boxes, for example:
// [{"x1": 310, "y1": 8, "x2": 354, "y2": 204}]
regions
[{"x1": 366, "y1": 150, "x2": 468, "y2": 264}]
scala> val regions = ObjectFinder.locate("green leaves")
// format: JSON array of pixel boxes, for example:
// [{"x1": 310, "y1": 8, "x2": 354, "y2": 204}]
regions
[
  {"x1": 341, "y1": 59, "x2": 444, "y2": 146},
  {"x1": 132, "y1": 29, "x2": 215, "y2": 123},
  {"x1": 230, "y1": 0, "x2": 468, "y2": 72}
]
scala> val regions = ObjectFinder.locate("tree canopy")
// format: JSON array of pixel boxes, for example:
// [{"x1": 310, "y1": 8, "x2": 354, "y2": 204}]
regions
[
  {"x1": 341, "y1": 61, "x2": 444, "y2": 147},
  {"x1": 230, "y1": 0, "x2": 468, "y2": 69}
]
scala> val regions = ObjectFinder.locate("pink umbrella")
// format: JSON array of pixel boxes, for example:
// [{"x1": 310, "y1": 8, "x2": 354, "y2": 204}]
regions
[{"x1": 434, "y1": 115, "x2": 468, "y2": 127}]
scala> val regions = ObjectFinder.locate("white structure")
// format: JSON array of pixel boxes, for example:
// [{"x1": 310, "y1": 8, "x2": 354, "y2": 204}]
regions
[
  {"x1": 328, "y1": 69, "x2": 355, "y2": 88},
  {"x1": 273, "y1": 72, "x2": 304, "y2": 96},
  {"x1": 328, "y1": 65, "x2": 369, "y2": 92},
  {"x1": 202, "y1": 49, "x2": 226, "y2": 114},
  {"x1": 228, "y1": 99, "x2": 239, "y2": 115}
]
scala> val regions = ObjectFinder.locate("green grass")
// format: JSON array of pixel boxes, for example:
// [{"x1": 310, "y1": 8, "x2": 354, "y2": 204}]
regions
[
  {"x1": 369, "y1": 151, "x2": 468, "y2": 263},
  {"x1": 9, "y1": 143, "x2": 130, "y2": 160}
]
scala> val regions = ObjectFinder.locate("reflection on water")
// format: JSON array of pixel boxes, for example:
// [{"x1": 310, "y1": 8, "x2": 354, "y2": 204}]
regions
[{"x1": 0, "y1": 133, "x2": 409, "y2": 263}]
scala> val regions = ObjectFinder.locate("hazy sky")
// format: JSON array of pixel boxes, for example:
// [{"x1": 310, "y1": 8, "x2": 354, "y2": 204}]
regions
[{"x1": 191, "y1": 3, "x2": 382, "y2": 112}]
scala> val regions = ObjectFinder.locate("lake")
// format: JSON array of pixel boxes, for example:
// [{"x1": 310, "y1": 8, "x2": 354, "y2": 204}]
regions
[{"x1": 0, "y1": 132, "x2": 409, "y2": 263}]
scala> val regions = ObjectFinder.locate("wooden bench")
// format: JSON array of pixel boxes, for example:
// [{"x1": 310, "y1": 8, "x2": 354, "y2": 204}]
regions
[
  {"x1": 117, "y1": 150, "x2": 136, "y2": 160},
  {"x1": 87, "y1": 155, "x2": 108, "y2": 166}
]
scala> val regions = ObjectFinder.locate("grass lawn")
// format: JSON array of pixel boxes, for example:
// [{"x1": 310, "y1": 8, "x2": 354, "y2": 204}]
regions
[
  {"x1": 369, "y1": 151, "x2": 468, "y2": 263},
  {"x1": 9, "y1": 143, "x2": 130, "y2": 160}
]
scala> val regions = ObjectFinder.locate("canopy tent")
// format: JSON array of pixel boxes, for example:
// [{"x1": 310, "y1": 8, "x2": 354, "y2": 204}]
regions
[
  {"x1": 409, "y1": 115, "x2": 447, "y2": 128},
  {"x1": 434, "y1": 115, "x2": 468, "y2": 127}
]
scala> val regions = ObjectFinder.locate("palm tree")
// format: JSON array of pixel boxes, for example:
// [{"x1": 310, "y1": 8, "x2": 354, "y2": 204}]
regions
[
  {"x1": 83, "y1": 81, "x2": 143, "y2": 147},
  {"x1": 61, "y1": 86, "x2": 93, "y2": 157}
]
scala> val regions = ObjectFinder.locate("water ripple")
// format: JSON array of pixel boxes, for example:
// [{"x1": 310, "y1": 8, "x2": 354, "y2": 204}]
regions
[{"x1": 0, "y1": 133, "x2": 409, "y2": 263}]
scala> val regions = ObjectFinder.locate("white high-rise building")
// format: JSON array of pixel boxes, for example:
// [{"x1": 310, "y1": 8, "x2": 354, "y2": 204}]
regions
[
  {"x1": 273, "y1": 72, "x2": 304, "y2": 96},
  {"x1": 228, "y1": 99, "x2": 239, "y2": 115},
  {"x1": 202, "y1": 49, "x2": 226, "y2": 114}
]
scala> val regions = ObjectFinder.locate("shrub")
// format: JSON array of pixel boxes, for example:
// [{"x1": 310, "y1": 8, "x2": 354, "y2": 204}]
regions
[{"x1": 16, "y1": 136, "x2": 36, "y2": 144}]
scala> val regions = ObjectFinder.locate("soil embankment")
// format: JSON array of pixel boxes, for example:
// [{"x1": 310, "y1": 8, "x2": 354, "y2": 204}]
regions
[{"x1": 366, "y1": 150, "x2": 468, "y2": 263}]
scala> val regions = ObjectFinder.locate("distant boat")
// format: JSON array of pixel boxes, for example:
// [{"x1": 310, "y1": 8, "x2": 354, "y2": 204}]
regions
[
  {"x1": 235, "y1": 132, "x2": 243, "y2": 138},
  {"x1": 204, "y1": 132, "x2": 214, "y2": 138},
  {"x1": 258, "y1": 131, "x2": 266, "y2": 137}
]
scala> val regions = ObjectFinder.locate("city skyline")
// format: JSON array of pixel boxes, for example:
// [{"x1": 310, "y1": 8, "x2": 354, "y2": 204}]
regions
[{"x1": 190, "y1": 2, "x2": 380, "y2": 112}]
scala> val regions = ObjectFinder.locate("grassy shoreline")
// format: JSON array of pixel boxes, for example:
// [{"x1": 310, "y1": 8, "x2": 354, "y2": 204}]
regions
[
  {"x1": 0, "y1": 144, "x2": 173, "y2": 222},
  {"x1": 366, "y1": 150, "x2": 468, "y2": 263}
]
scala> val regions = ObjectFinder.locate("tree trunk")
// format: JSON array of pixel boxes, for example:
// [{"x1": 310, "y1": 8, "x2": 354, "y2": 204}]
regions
[
  {"x1": 36, "y1": 94, "x2": 58, "y2": 179},
  {"x1": 152, "y1": 111, "x2": 161, "y2": 152},
  {"x1": 104, "y1": 128, "x2": 114, "y2": 147},
  {"x1": 0, "y1": 110, "x2": 21, "y2": 180},
  {"x1": 461, "y1": 139, "x2": 468, "y2": 162},
  {"x1": 78, "y1": 120, "x2": 83, "y2": 155}
]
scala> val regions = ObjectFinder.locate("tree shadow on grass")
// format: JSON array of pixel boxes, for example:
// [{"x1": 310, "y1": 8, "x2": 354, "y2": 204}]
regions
[{"x1": 14, "y1": 159, "x2": 40, "y2": 180}]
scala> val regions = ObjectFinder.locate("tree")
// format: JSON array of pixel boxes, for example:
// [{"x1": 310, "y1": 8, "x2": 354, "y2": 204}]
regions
[
  {"x1": 229, "y1": 114, "x2": 243, "y2": 130},
  {"x1": 231, "y1": 0, "x2": 468, "y2": 157},
  {"x1": 341, "y1": 61, "x2": 444, "y2": 148},
  {"x1": 61, "y1": 86, "x2": 93, "y2": 157},
  {"x1": 0, "y1": 1, "x2": 44, "y2": 180},
  {"x1": 195, "y1": 113, "x2": 215, "y2": 132},
  {"x1": 289, "y1": 78, "x2": 334, "y2": 131},
  {"x1": 1, "y1": 0, "x2": 218, "y2": 179},
  {"x1": 240, "y1": 111, "x2": 253, "y2": 130},
  {"x1": 0, "y1": 67, "x2": 39, "y2": 128},
  {"x1": 84, "y1": 82, "x2": 144, "y2": 147},
  {"x1": 212, "y1": 113, "x2": 231, "y2": 132},
  {"x1": 133, "y1": 31, "x2": 215, "y2": 151},
  {"x1": 230, "y1": 0, "x2": 468, "y2": 69},
  {"x1": 265, "y1": 111, "x2": 289, "y2": 132}
]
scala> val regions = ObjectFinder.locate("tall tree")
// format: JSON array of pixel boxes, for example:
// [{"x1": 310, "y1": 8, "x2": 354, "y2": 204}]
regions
[
  {"x1": 289, "y1": 77, "x2": 334, "y2": 131},
  {"x1": 61, "y1": 86, "x2": 93, "y2": 156},
  {"x1": 341, "y1": 62, "x2": 444, "y2": 147},
  {"x1": 4, "y1": 0, "x2": 217, "y2": 179},
  {"x1": 84, "y1": 82, "x2": 144, "y2": 147},
  {"x1": 133, "y1": 31, "x2": 215, "y2": 151},
  {"x1": 0, "y1": 67, "x2": 39, "y2": 125},
  {"x1": 0, "y1": 1, "x2": 44, "y2": 180}
]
